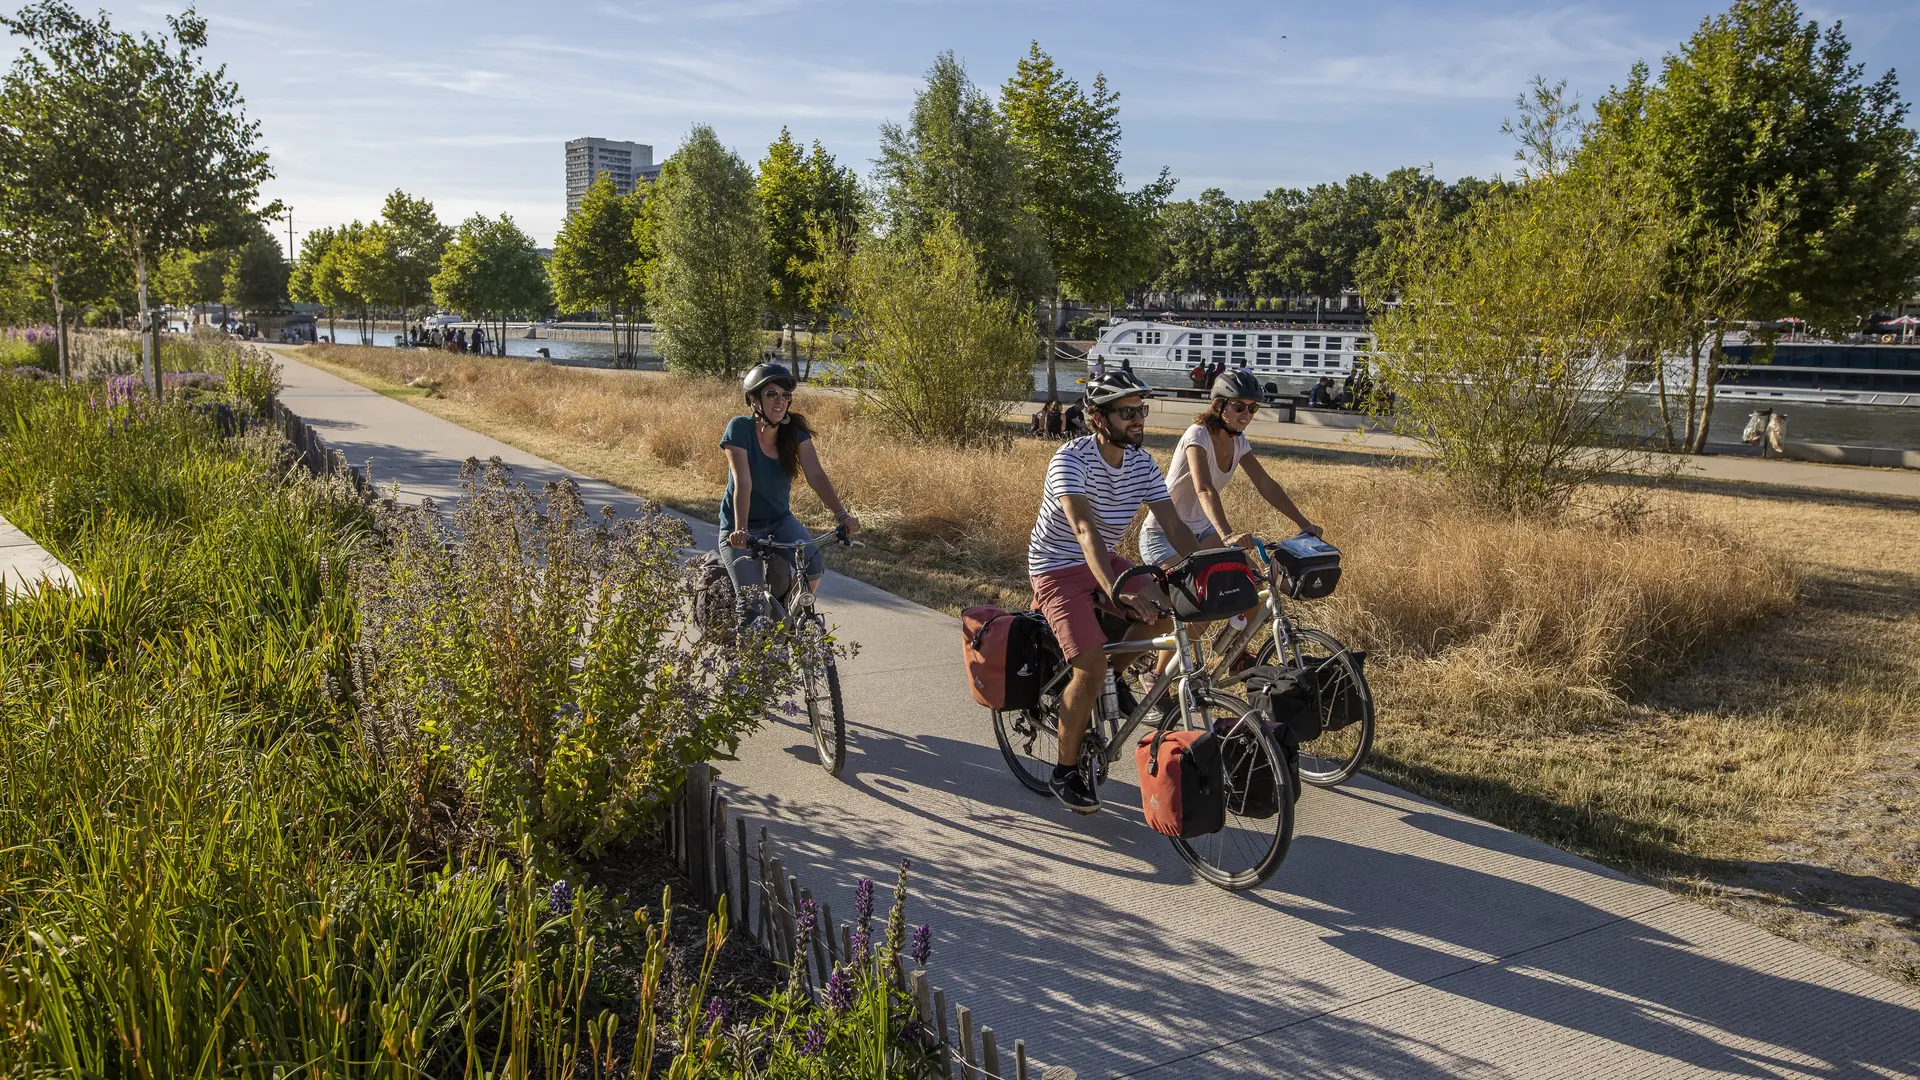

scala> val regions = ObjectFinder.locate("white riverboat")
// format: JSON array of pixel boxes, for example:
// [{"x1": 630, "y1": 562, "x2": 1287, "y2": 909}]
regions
[{"x1": 1088, "y1": 318, "x2": 1371, "y2": 382}]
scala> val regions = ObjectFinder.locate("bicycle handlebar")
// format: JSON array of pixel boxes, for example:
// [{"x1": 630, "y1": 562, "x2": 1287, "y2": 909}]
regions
[{"x1": 745, "y1": 524, "x2": 856, "y2": 553}]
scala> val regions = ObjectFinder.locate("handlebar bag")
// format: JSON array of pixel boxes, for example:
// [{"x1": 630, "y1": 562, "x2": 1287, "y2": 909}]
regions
[
  {"x1": 1274, "y1": 535, "x2": 1342, "y2": 600},
  {"x1": 1165, "y1": 547, "x2": 1261, "y2": 622},
  {"x1": 961, "y1": 607, "x2": 1057, "y2": 711},
  {"x1": 1135, "y1": 727, "x2": 1226, "y2": 838}
]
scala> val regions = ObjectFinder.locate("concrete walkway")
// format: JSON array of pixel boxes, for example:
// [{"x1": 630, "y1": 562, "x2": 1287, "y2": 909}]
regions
[
  {"x1": 273, "y1": 351, "x2": 1920, "y2": 1079},
  {"x1": 0, "y1": 514, "x2": 75, "y2": 598}
]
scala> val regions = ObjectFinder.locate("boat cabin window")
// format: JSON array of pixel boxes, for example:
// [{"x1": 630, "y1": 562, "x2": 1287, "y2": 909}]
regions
[
  {"x1": 1275, "y1": 353, "x2": 1292, "y2": 365},
  {"x1": 1257, "y1": 334, "x2": 1272, "y2": 348},
  {"x1": 1276, "y1": 335, "x2": 1293, "y2": 347},
  {"x1": 1231, "y1": 334, "x2": 1246, "y2": 348},
  {"x1": 1232, "y1": 351, "x2": 1246, "y2": 364},
  {"x1": 1212, "y1": 333, "x2": 1228, "y2": 347},
  {"x1": 1303, "y1": 356, "x2": 1319, "y2": 366},
  {"x1": 1142, "y1": 330, "x2": 1162, "y2": 345},
  {"x1": 1304, "y1": 336, "x2": 1320, "y2": 348},
  {"x1": 1255, "y1": 351, "x2": 1272, "y2": 365},
  {"x1": 1325, "y1": 338, "x2": 1342, "y2": 352},
  {"x1": 1211, "y1": 350, "x2": 1227, "y2": 365}
]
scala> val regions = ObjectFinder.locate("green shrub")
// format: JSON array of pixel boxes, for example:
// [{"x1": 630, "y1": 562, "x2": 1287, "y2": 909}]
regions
[{"x1": 349, "y1": 458, "x2": 807, "y2": 857}]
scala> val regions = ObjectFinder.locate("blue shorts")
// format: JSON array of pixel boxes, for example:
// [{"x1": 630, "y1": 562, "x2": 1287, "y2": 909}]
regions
[{"x1": 1139, "y1": 523, "x2": 1216, "y2": 566}]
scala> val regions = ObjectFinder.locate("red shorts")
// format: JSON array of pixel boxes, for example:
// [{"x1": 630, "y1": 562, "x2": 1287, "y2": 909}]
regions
[{"x1": 1031, "y1": 553, "x2": 1133, "y2": 662}]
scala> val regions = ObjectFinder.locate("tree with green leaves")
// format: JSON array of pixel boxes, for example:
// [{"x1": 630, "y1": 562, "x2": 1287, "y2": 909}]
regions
[
  {"x1": 551, "y1": 173, "x2": 644, "y2": 364},
  {"x1": 222, "y1": 218, "x2": 288, "y2": 318},
  {"x1": 1371, "y1": 130, "x2": 1677, "y2": 516},
  {"x1": 877, "y1": 52, "x2": 1047, "y2": 302},
  {"x1": 842, "y1": 216, "x2": 1033, "y2": 445},
  {"x1": 311, "y1": 222, "x2": 370, "y2": 344},
  {"x1": 156, "y1": 246, "x2": 227, "y2": 325},
  {"x1": 1003, "y1": 42, "x2": 1174, "y2": 400},
  {"x1": 1153, "y1": 189, "x2": 1253, "y2": 305},
  {"x1": 432, "y1": 213, "x2": 551, "y2": 356},
  {"x1": 647, "y1": 126, "x2": 767, "y2": 377},
  {"x1": 289, "y1": 224, "x2": 349, "y2": 342},
  {"x1": 759, "y1": 130, "x2": 863, "y2": 372},
  {"x1": 1593, "y1": 0, "x2": 1920, "y2": 452},
  {"x1": 342, "y1": 191, "x2": 450, "y2": 343},
  {"x1": 0, "y1": 2, "x2": 272, "y2": 395}
]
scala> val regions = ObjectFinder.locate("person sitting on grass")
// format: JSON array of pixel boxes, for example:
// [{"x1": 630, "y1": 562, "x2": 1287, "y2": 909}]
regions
[{"x1": 720, "y1": 363, "x2": 860, "y2": 627}]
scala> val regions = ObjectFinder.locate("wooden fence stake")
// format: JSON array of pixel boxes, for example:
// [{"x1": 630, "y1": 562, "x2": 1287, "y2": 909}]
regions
[
  {"x1": 735, "y1": 816, "x2": 750, "y2": 931},
  {"x1": 982, "y1": 1028, "x2": 999, "y2": 1080},
  {"x1": 840, "y1": 923, "x2": 853, "y2": 968},
  {"x1": 1015, "y1": 1040, "x2": 1028, "y2": 1080},
  {"x1": 802, "y1": 886, "x2": 827, "y2": 985},
  {"x1": 957, "y1": 1006, "x2": 977, "y2": 1080},
  {"x1": 820, "y1": 902, "x2": 837, "y2": 964},
  {"x1": 711, "y1": 794, "x2": 728, "y2": 910},
  {"x1": 786, "y1": 873, "x2": 806, "y2": 985},
  {"x1": 685, "y1": 764, "x2": 711, "y2": 910},
  {"x1": 934, "y1": 988, "x2": 951, "y2": 1079}
]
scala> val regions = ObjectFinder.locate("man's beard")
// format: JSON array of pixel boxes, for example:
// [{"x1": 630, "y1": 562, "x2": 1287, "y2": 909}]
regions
[{"x1": 1098, "y1": 421, "x2": 1144, "y2": 449}]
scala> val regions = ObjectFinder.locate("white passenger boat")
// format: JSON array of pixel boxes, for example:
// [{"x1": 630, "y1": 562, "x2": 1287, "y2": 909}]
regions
[{"x1": 1088, "y1": 318, "x2": 1371, "y2": 383}]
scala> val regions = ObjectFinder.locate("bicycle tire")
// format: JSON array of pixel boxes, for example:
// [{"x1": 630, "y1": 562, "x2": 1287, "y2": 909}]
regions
[
  {"x1": 804, "y1": 617, "x2": 847, "y2": 777},
  {"x1": 1257, "y1": 627, "x2": 1374, "y2": 787},
  {"x1": 993, "y1": 701, "x2": 1062, "y2": 796},
  {"x1": 1164, "y1": 689, "x2": 1295, "y2": 891}
]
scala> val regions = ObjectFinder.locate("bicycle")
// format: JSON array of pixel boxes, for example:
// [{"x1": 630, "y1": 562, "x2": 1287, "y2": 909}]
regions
[
  {"x1": 1206, "y1": 537, "x2": 1375, "y2": 787},
  {"x1": 739, "y1": 526, "x2": 856, "y2": 777},
  {"x1": 991, "y1": 563, "x2": 1296, "y2": 891}
]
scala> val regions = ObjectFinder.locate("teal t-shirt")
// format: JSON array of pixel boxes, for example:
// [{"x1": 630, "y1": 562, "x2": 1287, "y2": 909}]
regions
[{"x1": 720, "y1": 415, "x2": 810, "y2": 529}]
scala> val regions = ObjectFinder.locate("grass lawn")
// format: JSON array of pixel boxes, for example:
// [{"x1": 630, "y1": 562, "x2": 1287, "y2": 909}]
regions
[{"x1": 297, "y1": 344, "x2": 1920, "y2": 984}]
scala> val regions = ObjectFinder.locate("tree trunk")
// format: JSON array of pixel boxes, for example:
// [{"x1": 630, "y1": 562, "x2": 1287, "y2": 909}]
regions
[
  {"x1": 133, "y1": 248, "x2": 158, "y2": 397},
  {"x1": 787, "y1": 320, "x2": 799, "y2": 370},
  {"x1": 1691, "y1": 326, "x2": 1726, "y2": 455},
  {"x1": 1654, "y1": 349, "x2": 1674, "y2": 451},
  {"x1": 1046, "y1": 286, "x2": 1060, "y2": 404},
  {"x1": 1682, "y1": 333, "x2": 1703, "y2": 450},
  {"x1": 49, "y1": 275, "x2": 67, "y2": 384},
  {"x1": 328, "y1": 306, "x2": 336, "y2": 344}
]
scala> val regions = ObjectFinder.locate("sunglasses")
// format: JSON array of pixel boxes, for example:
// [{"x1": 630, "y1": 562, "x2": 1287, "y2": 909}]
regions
[
  {"x1": 761, "y1": 388, "x2": 794, "y2": 401},
  {"x1": 1108, "y1": 404, "x2": 1150, "y2": 421},
  {"x1": 1223, "y1": 400, "x2": 1260, "y2": 415}
]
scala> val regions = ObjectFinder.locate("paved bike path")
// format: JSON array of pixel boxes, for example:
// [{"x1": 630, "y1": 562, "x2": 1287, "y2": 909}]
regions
[{"x1": 274, "y1": 350, "x2": 1920, "y2": 1079}]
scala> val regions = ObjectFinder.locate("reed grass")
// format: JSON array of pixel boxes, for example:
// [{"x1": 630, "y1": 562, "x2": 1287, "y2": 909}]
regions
[{"x1": 290, "y1": 346, "x2": 1920, "y2": 929}]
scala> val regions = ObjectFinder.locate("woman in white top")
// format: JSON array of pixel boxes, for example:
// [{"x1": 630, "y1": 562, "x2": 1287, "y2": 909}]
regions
[{"x1": 1139, "y1": 369, "x2": 1321, "y2": 566}]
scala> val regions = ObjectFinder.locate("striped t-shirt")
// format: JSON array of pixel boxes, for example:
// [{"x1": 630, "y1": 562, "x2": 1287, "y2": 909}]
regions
[{"x1": 1028, "y1": 436, "x2": 1172, "y2": 576}]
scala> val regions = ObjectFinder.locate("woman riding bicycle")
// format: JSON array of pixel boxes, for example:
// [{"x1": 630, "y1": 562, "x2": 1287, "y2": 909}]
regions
[
  {"x1": 1139, "y1": 369, "x2": 1321, "y2": 568},
  {"x1": 720, "y1": 363, "x2": 860, "y2": 625}
]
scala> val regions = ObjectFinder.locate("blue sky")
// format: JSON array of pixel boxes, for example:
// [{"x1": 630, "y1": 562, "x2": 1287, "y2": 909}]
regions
[{"x1": 48, "y1": 1, "x2": 1920, "y2": 249}]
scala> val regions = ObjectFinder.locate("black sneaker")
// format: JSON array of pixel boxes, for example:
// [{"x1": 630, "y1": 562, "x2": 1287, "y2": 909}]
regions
[{"x1": 1050, "y1": 765, "x2": 1100, "y2": 815}]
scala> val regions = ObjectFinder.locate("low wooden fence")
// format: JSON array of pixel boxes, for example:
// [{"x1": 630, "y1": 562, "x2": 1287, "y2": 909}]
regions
[
  {"x1": 670, "y1": 765, "x2": 1074, "y2": 1080},
  {"x1": 272, "y1": 398, "x2": 1072, "y2": 1080}
]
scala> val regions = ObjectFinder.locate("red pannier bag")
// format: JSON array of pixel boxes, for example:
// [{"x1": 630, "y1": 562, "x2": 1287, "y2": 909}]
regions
[
  {"x1": 960, "y1": 607, "x2": 1055, "y2": 711},
  {"x1": 1135, "y1": 727, "x2": 1226, "y2": 838}
]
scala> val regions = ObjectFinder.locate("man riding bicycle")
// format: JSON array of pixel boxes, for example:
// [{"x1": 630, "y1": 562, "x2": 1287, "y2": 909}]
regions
[{"x1": 1027, "y1": 371, "x2": 1201, "y2": 814}]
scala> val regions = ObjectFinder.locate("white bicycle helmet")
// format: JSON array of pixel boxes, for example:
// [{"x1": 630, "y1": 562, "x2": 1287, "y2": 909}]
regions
[{"x1": 1083, "y1": 369, "x2": 1155, "y2": 409}]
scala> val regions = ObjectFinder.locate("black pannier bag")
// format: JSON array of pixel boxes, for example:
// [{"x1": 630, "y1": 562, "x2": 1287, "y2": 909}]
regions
[
  {"x1": 1214, "y1": 716, "x2": 1299, "y2": 821},
  {"x1": 1266, "y1": 652, "x2": 1369, "y2": 741},
  {"x1": 1274, "y1": 534, "x2": 1342, "y2": 600},
  {"x1": 686, "y1": 550, "x2": 737, "y2": 642},
  {"x1": 1165, "y1": 547, "x2": 1262, "y2": 622}
]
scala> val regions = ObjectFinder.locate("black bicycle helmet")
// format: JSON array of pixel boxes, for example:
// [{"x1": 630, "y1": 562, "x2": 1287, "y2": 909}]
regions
[
  {"x1": 742, "y1": 362, "x2": 796, "y2": 400},
  {"x1": 1083, "y1": 369, "x2": 1156, "y2": 409},
  {"x1": 1211, "y1": 369, "x2": 1264, "y2": 402}
]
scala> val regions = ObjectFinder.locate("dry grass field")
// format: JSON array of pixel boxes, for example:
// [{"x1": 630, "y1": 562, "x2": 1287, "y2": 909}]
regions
[{"x1": 300, "y1": 344, "x2": 1920, "y2": 982}]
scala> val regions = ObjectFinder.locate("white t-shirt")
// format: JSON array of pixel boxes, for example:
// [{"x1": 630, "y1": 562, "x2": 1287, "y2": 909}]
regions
[
  {"x1": 1028, "y1": 436, "x2": 1171, "y2": 576},
  {"x1": 1142, "y1": 423, "x2": 1250, "y2": 544}
]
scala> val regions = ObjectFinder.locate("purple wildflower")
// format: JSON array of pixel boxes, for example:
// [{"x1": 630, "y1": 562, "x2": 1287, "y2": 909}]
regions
[
  {"x1": 796, "y1": 897, "x2": 817, "y2": 938},
  {"x1": 854, "y1": 876, "x2": 874, "y2": 926},
  {"x1": 799, "y1": 1023, "x2": 825, "y2": 1057},
  {"x1": 702, "y1": 996, "x2": 729, "y2": 1030},
  {"x1": 849, "y1": 926, "x2": 870, "y2": 967},
  {"x1": 910, "y1": 924, "x2": 932, "y2": 968},
  {"x1": 547, "y1": 879, "x2": 573, "y2": 916},
  {"x1": 825, "y1": 966, "x2": 853, "y2": 1012}
]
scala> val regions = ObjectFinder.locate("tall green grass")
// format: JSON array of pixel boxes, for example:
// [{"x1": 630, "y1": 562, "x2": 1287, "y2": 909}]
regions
[{"x1": 0, "y1": 372, "x2": 943, "y2": 1077}]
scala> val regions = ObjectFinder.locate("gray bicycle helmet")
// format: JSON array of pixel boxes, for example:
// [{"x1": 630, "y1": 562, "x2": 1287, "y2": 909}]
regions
[
  {"x1": 742, "y1": 362, "x2": 796, "y2": 400},
  {"x1": 1211, "y1": 369, "x2": 1264, "y2": 402},
  {"x1": 1083, "y1": 369, "x2": 1156, "y2": 409}
]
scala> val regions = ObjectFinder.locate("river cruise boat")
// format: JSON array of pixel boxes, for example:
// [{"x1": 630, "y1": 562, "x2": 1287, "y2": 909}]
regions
[
  {"x1": 1089, "y1": 318, "x2": 1371, "y2": 381},
  {"x1": 1088, "y1": 318, "x2": 1920, "y2": 408}
]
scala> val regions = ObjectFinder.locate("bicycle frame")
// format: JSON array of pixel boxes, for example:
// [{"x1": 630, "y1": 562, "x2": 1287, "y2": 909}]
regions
[
  {"x1": 1030, "y1": 610, "x2": 1224, "y2": 770},
  {"x1": 744, "y1": 527, "x2": 846, "y2": 627}
]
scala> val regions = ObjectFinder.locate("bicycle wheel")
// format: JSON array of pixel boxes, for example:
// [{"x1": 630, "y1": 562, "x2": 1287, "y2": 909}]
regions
[
  {"x1": 1258, "y1": 627, "x2": 1374, "y2": 787},
  {"x1": 1164, "y1": 689, "x2": 1295, "y2": 891},
  {"x1": 804, "y1": 616, "x2": 847, "y2": 777},
  {"x1": 993, "y1": 697, "x2": 1063, "y2": 796}
]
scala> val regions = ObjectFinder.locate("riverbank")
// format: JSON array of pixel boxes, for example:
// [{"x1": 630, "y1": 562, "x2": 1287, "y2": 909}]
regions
[{"x1": 291, "y1": 342, "x2": 1920, "y2": 983}]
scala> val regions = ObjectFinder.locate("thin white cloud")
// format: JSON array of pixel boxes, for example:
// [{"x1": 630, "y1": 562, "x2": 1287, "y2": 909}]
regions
[{"x1": 596, "y1": 0, "x2": 807, "y2": 24}]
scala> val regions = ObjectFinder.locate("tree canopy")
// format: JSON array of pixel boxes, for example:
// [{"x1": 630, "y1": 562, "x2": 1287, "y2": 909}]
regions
[
  {"x1": 432, "y1": 213, "x2": 551, "y2": 349},
  {"x1": 648, "y1": 126, "x2": 767, "y2": 377}
]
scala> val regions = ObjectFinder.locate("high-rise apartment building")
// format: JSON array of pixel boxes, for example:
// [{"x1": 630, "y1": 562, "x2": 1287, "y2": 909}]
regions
[{"x1": 564, "y1": 138, "x2": 662, "y2": 217}]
